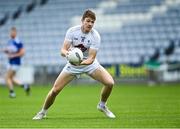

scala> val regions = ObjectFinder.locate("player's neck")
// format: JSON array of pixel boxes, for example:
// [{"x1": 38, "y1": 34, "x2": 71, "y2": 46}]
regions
[{"x1": 81, "y1": 26, "x2": 89, "y2": 34}]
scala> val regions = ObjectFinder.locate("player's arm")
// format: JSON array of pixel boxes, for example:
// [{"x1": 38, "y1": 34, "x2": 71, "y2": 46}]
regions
[
  {"x1": 60, "y1": 40, "x2": 71, "y2": 57},
  {"x1": 8, "y1": 48, "x2": 25, "y2": 58},
  {"x1": 80, "y1": 48, "x2": 97, "y2": 65}
]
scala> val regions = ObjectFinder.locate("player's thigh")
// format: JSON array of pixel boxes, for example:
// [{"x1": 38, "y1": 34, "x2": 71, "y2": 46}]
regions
[
  {"x1": 53, "y1": 71, "x2": 75, "y2": 91},
  {"x1": 89, "y1": 66, "x2": 114, "y2": 86}
]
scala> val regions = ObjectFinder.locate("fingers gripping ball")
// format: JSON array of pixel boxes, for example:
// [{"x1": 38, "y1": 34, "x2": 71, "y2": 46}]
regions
[{"x1": 66, "y1": 48, "x2": 83, "y2": 65}]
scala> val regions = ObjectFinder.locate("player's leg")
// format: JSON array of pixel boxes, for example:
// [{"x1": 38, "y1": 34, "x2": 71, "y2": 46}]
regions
[
  {"x1": 43, "y1": 72, "x2": 75, "y2": 110},
  {"x1": 89, "y1": 65, "x2": 115, "y2": 118},
  {"x1": 13, "y1": 78, "x2": 31, "y2": 95},
  {"x1": 90, "y1": 65, "x2": 114, "y2": 103},
  {"x1": 5, "y1": 69, "x2": 16, "y2": 98},
  {"x1": 33, "y1": 71, "x2": 75, "y2": 120}
]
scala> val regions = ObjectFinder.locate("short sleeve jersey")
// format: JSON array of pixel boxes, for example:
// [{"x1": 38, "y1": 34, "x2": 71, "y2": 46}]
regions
[
  {"x1": 7, "y1": 37, "x2": 23, "y2": 65},
  {"x1": 65, "y1": 25, "x2": 101, "y2": 59}
]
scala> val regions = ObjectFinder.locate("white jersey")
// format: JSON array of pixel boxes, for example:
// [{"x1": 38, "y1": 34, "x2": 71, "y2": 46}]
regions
[{"x1": 65, "y1": 25, "x2": 101, "y2": 59}]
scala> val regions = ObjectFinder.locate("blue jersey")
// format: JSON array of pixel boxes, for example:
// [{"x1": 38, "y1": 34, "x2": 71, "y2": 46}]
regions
[{"x1": 7, "y1": 37, "x2": 23, "y2": 65}]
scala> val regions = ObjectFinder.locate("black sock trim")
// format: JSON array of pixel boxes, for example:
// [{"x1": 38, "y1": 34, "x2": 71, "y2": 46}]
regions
[{"x1": 10, "y1": 90, "x2": 14, "y2": 93}]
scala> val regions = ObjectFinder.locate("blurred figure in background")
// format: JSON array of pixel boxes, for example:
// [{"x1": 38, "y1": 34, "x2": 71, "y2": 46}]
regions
[
  {"x1": 3, "y1": 27, "x2": 30, "y2": 98},
  {"x1": 144, "y1": 48, "x2": 161, "y2": 86}
]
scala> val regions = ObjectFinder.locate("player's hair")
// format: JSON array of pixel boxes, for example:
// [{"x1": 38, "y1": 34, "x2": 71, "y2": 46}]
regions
[
  {"x1": 11, "y1": 27, "x2": 17, "y2": 31},
  {"x1": 82, "y1": 9, "x2": 96, "y2": 21}
]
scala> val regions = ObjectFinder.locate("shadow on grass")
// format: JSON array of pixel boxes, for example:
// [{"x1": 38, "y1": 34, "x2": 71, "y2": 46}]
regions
[{"x1": 44, "y1": 116, "x2": 110, "y2": 120}]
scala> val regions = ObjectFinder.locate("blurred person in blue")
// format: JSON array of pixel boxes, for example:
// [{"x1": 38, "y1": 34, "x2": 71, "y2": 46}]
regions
[{"x1": 3, "y1": 27, "x2": 30, "y2": 98}]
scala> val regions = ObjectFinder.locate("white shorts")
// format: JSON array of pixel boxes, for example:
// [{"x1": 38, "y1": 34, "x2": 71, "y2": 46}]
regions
[
  {"x1": 62, "y1": 59, "x2": 100, "y2": 76},
  {"x1": 7, "y1": 64, "x2": 20, "y2": 72}
]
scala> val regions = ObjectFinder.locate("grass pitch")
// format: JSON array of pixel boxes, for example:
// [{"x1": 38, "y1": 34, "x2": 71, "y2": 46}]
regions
[{"x1": 0, "y1": 83, "x2": 180, "y2": 128}]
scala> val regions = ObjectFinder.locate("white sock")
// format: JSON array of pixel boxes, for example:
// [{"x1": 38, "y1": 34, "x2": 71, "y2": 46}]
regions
[
  {"x1": 41, "y1": 109, "x2": 47, "y2": 114},
  {"x1": 23, "y1": 84, "x2": 29, "y2": 90},
  {"x1": 99, "y1": 101, "x2": 106, "y2": 107}
]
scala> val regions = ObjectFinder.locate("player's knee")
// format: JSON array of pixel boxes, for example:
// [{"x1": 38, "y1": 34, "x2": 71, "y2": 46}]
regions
[
  {"x1": 51, "y1": 84, "x2": 61, "y2": 96},
  {"x1": 51, "y1": 89, "x2": 59, "y2": 96},
  {"x1": 106, "y1": 79, "x2": 114, "y2": 88},
  {"x1": 5, "y1": 75, "x2": 11, "y2": 82}
]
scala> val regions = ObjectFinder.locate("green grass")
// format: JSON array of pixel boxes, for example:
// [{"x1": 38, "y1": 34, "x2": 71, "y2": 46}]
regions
[{"x1": 0, "y1": 83, "x2": 180, "y2": 128}]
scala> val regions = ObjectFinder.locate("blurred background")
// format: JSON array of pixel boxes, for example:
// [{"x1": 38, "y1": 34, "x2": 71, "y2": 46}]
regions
[{"x1": 0, "y1": 0, "x2": 180, "y2": 85}]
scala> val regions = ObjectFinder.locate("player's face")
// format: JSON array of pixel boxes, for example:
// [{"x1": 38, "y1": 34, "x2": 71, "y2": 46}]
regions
[
  {"x1": 10, "y1": 30, "x2": 17, "y2": 39},
  {"x1": 82, "y1": 17, "x2": 95, "y2": 33}
]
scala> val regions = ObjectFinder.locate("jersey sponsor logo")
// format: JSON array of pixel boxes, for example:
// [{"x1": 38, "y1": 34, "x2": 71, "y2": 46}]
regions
[{"x1": 74, "y1": 44, "x2": 87, "y2": 52}]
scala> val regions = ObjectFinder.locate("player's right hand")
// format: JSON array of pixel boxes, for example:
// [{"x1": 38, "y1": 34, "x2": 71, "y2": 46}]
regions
[{"x1": 2, "y1": 48, "x2": 9, "y2": 54}]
